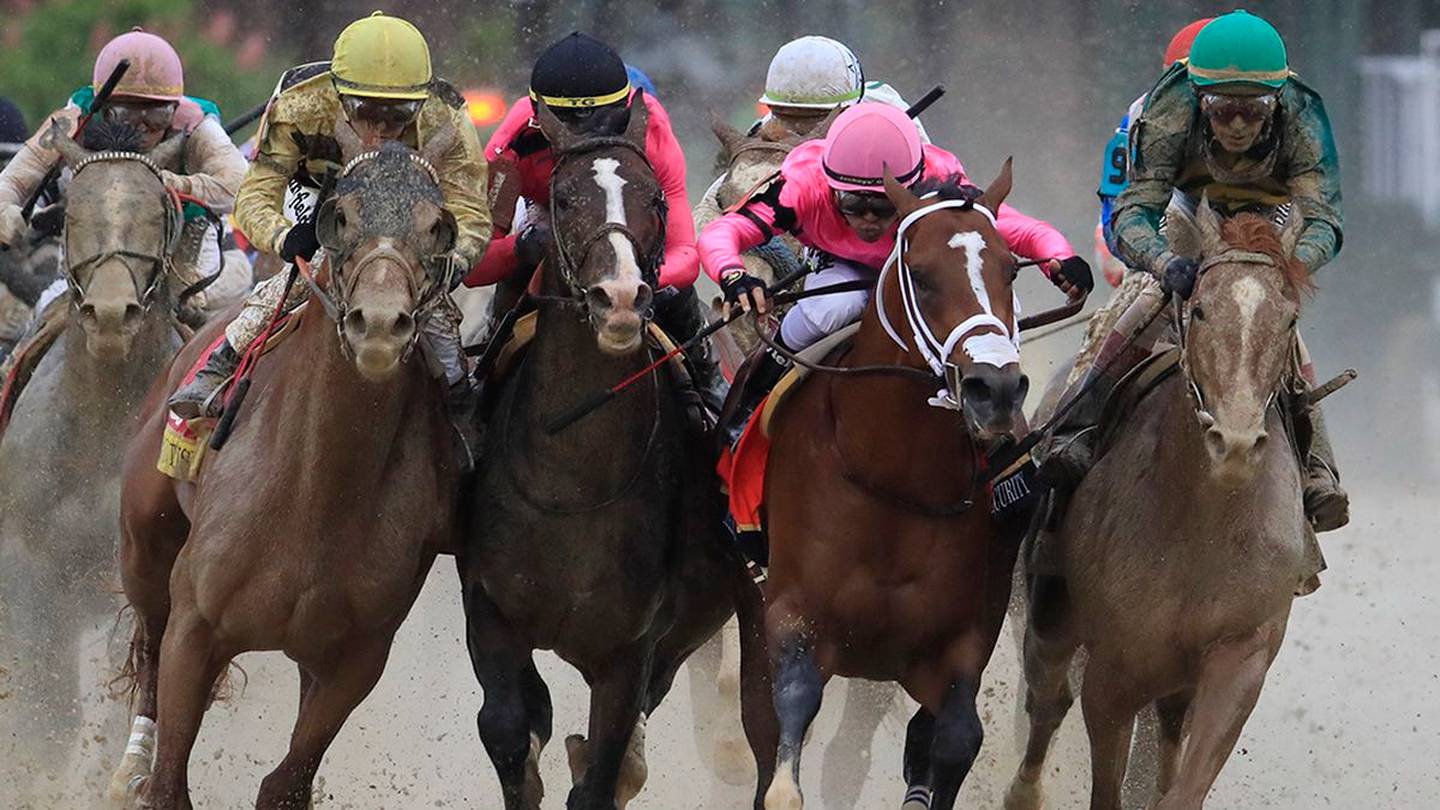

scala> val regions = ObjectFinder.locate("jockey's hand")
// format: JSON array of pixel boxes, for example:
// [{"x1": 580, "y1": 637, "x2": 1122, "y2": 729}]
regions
[
  {"x1": 720, "y1": 268, "x2": 770, "y2": 318},
  {"x1": 515, "y1": 222, "x2": 551, "y2": 270},
  {"x1": 0, "y1": 203, "x2": 26, "y2": 249},
  {"x1": 280, "y1": 218, "x2": 320, "y2": 263},
  {"x1": 1161, "y1": 255, "x2": 1200, "y2": 300},
  {"x1": 1044, "y1": 256, "x2": 1093, "y2": 300}
]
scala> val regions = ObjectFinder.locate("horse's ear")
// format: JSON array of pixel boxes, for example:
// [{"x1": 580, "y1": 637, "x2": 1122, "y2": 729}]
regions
[
  {"x1": 148, "y1": 131, "x2": 188, "y2": 171},
  {"x1": 711, "y1": 111, "x2": 745, "y2": 158},
  {"x1": 1193, "y1": 191, "x2": 1227, "y2": 250},
  {"x1": 1277, "y1": 206, "x2": 1305, "y2": 258},
  {"x1": 813, "y1": 105, "x2": 844, "y2": 138},
  {"x1": 978, "y1": 157, "x2": 1013, "y2": 212},
  {"x1": 315, "y1": 196, "x2": 343, "y2": 250},
  {"x1": 1164, "y1": 196, "x2": 1211, "y2": 259},
  {"x1": 332, "y1": 111, "x2": 364, "y2": 161},
  {"x1": 533, "y1": 98, "x2": 579, "y2": 153},
  {"x1": 882, "y1": 165, "x2": 922, "y2": 219},
  {"x1": 41, "y1": 118, "x2": 88, "y2": 167},
  {"x1": 427, "y1": 207, "x2": 458, "y2": 255},
  {"x1": 420, "y1": 120, "x2": 458, "y2": 168},
  {"x1": 623, "y1": 92, "x2": 649, "y2": 149}
]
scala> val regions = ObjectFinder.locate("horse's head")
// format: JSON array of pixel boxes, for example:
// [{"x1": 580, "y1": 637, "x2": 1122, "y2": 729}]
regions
[
  {"x1": 44, "y1": 119, "x2": 186, "y2": 359},
  {"x1": 537, "y1": 98, "x2": 667, "y2": 355},
  {"x1": 1167, "y1": 196, "x2": 1310, "y2": 485},
  {"x1": 880, "y1": 160, "x2": 1028, "y2": 439},
  {"x1": 315, "y1": 138, "x2": 457, "y2": 381},
  {"x1": 710, "y1": 115, "x2": 815, "y2": 210}
]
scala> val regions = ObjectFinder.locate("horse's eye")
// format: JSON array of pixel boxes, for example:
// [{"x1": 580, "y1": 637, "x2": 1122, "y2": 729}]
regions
[
  {"x1": 1191, "y1": 306, "x2": 1206, "y2": 322},
  {"x1": 555, "y1": 197, "x2": 571, "y2": 211}
]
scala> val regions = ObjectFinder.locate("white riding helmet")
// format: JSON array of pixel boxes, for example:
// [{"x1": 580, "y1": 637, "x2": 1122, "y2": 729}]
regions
[{"x1": 759, "y1": 36, "x2": 864, "y2": 110}]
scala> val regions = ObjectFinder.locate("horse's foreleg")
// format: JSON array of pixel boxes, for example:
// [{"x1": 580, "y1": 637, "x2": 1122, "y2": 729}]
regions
[
  {"x1": 1079, "y1": 656, "x2": 1143, "y2": 810},
  {"x1": 735, "y1": 577, "x2": 777, "y2": 810},
  {"x1": 820, "y1": 678, "x2": 894, "y2": 809},
  {"x1": 254, "y1": 638, "x2": 391, "y2": 809},
  {"x1": 1004, "y1": 573, "x2": 1080, "y2": 810},
  {"x1": 762, "y1": 628, "x2": 826, "y2": 810},
  {"x1": 1154, "y1": 621, "x2": 1285, "y2": 810},
  {"x1": 920, "y1": 678, "x2": 984, "y2": 810},
  {"x1": 463, "y1": 582, "x2": 544, "y2": 810},
  {"x1": 901, "y1": 707, "x2": 935, "y2": 809},
  {"x1": 568, "y1": 642, "x2": 653, "y2": 810},
  {"x1": 1154, "y1": 690, "x2": 1194, "y2": 800},
  {"x1": 140, "y1": 611, "x2": 227, "y2": 810}
]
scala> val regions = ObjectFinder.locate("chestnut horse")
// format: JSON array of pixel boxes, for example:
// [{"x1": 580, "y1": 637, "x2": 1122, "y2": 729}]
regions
[
  {"x1": 458, "y1": 98, "x2": 747, "y2": 810},
  {"x1": 1006, "y1": 204, "x2": 1317, "y2": 810},
  {"x1": 109, "y1": 140, "x2": 460, "y2": 808},
  {"x1": 749, "y1": 164, "x2": 1036, "y2": 810}
]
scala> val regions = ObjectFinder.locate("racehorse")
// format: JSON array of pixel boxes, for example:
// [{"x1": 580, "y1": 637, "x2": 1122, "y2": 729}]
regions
[
  {"x1": 1005, "y1": 203, "x2": 1316, "y2": 810},
  {"x1": 458, "y1": 97, "x2": 748, "y2": 810},
  {"x1": 0, "y1": 120, "x2": 187, "y2": 802},
  {"x1": 109, "y1": 138, "x2": 459, "y2": 808},
  {"x1": 748, "y1": 164, "x2": 1035, "y2": 810}
]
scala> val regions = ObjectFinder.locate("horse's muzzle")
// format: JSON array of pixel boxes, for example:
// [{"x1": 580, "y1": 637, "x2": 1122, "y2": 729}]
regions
[
  {"x1": 959, "y1": 364, "x2": 1029, "y2": 438},
  {"x1": 1204, "y1": 422, "x2": 1269, "y2": 485},
  {"x1": 587, "y1": 278, "x2": 652, "y2": 355},
  {"x1": 343, "y1": 303, "x2": 416, "y2": 380}
]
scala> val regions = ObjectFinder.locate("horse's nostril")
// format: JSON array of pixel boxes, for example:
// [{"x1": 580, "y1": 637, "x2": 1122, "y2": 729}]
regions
[
  {"x1": 123, "y1": 304, "x2": 143, "y2": 327},
  {"x1": 961, "y1": 377, "x2": 992, "y2": 402},
  {"x1": 79, "y1": 303, "x2": 96, "y2": 322},
  {"x1": 344, "y1": 310, "x2": 367, "y2": 336},
  {"x1": 634, "y1": 283, "x2": 654, "y2": 313},
  {"x1": 586, "y1": 286, "x2": 612, "y2": 311},
  {"x1": 1205, "y1": 428, "x2": 1227, "y2": 459},
  {"x1": 391, "y1": 312, "x2": 415, "y2": 339}
]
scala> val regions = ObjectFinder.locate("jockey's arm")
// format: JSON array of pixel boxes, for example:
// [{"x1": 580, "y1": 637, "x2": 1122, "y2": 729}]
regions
[
  {"x1": 162, "y1": 117, "x2": 248, "y2": 214},
  {"x1": 649, "y1": 109, "x2": 699, "y2": 289},
  {"x1": 435, "y1": 113, "x2": 492, "y2": 269},
  {"x1": 233, "y1": 117, "x2": 303, "y2": 257},
  {"x1": 1284, "y1": 95, "x2": 1344, "y2": 274},
  {"x1": 0, "y1": 108, "x2": 78, "y2": 211},
  {"x1": 697, "y1": 195, "x2": 780, "y2": 283},
  {"x1": 993, "y1": 203, "x2": 1075, "y2": 277},
  {"x1": 462, "y1": 146, "x2": 521, "y2": 288}
]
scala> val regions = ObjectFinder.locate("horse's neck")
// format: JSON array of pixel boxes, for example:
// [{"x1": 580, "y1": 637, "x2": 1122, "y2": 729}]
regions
[{"x1": 271, "y1": 307, "x2": 437, "y2": 490}]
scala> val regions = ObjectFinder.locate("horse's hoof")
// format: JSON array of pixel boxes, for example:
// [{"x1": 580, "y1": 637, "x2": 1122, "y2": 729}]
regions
[
  {"x1": 616, "y1": 716, "x2": 648, "y2": 808},
  {"x1": 522, "y1": 732, "x2": 545, "y2": 808},
  {"x1": 763, "y1": 771, "x2": 804, "y2": 810},
  {"x1": 902, "y1": 785, "x2": 935, "y2": 810},
  {"x1": 565, "y1": 733, "x2": 591, "y2": 784},
  {"x1": 106, "y1": 768, "x2": 148, "y2": 809},
  {"x1": 1003, "y1": 776, "x2": 1044, "y2": 810}
]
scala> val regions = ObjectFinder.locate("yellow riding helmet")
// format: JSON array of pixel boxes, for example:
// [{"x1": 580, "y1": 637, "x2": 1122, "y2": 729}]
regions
[{"x1": 331, "y1": 11, "x2": 432, "y2": 100}]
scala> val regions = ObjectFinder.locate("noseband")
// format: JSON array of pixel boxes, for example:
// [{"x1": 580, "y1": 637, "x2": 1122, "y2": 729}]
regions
[
  {"x1": 876, "y1": 197, "x2": 1020, "y2": 409},
  {"x1": 62, "y1": 151, "x2": 181, "y2": 311},
  {"x1": 304, "y1": 149, "x2": 451, "y2": 363},
  {"x1": 545, "y1": 136, "x2": 668, "y2": 307},
  {"x1": 1176, "y1": 249, "x2": 1294, "y2": 427}
]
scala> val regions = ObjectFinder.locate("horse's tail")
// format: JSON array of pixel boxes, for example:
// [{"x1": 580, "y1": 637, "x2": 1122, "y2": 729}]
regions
[{"x1": 105, "y1": 601, "x2": 248, "y2": 707}]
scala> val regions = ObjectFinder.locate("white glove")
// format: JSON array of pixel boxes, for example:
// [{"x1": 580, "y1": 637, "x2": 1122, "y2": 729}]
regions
[{"x1": 0, "y1": 204, "x2": 26, "y2": 248}]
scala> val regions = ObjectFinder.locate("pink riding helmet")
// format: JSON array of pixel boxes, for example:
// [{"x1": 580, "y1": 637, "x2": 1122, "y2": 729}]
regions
[
  {"x1": 821, "y1": 102, "x2": 924, "y2": 192},
  {"x1": 93, "y1": 29, "x2": 185, "y2": 103}
]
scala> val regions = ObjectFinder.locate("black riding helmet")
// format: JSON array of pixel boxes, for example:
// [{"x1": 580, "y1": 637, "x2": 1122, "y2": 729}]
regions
[{"x1": 530, "y1": 32, "x2": 632, "y2": 136}]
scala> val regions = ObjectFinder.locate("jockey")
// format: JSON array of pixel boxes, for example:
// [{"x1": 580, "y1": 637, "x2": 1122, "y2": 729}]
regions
[
  {"x1": 753, "y1": 35, "x2": 930, "y2": 142},
  {"x1": 0, "y1": 29, "x2": 250, "y2": 311},
  {"x1": 1040, "y1": 10, "x2": 1349, "y2": 532},
  {"x1": 699, "y1": 102, "x2": 1091, "y2": 442},
  {"x1": 462, "y1": 33, "x2": 722, "y2": 412},
  {"x1": 169, "y1": 12, "x2": 491, "y2": 426},
  {"x1": 1095, "y1": 17, "x2": 1212, "y2": 286}
]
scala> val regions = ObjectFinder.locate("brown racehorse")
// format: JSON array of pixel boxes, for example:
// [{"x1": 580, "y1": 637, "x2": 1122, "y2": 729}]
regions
[
  {"x1": 749, "y1": 164, "x2": 1036, "y2": 810},
  {"x1": 1006, "y1": 203, "x2": 1317, "y2": 810},
  {"x1": 108, "y1": 140, "x2": 460, "y2": 809},
  {"x1": 459, "y1": 99, "x2": 747, "y2": 810}
]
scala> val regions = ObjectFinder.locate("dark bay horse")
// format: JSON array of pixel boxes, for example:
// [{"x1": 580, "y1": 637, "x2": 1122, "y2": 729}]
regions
[
  {"x1": 0, "y1": 121, "x2": 187, "y2": 801},
  {"x1": 459, "y1": 98, "x2": 746, "y2": 810},
  {"x1": 1005, "y1": 202, "x2": 1315, "y2": 810},
  {"x1": 109, "y1": 139, "x2": 459, "y2": 808},
  {"x1": 752, "y1": 165, "x2": 1034, "y2": 810}
]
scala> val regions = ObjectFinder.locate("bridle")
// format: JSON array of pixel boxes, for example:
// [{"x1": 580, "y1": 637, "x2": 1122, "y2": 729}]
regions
[
  {"x1": 541, "y1": 136, "x2": 668, "y2": 308},
  {"x1": 875, "y1": 196, "x2": 1021, "y2": 410},
  {"x1": 1176, "y1": 248, "x2": 1296, "y2": 427},
  {"x1": 305, "y1": 149, "x2": 452, "y2": 363},
  {"x1": 61, "y1": 151, "x2": 181, "y2": 311}
]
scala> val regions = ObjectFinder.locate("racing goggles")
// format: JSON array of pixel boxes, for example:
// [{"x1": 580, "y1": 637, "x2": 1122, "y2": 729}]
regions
[
  {"x1": 836, "y1": 191, "x2": 898, "y2": 219},
  {"x1": 101, "y1": 100, "x2": 178, "y2": 132},
  {"x1": 1200, "y1": 92, "x2": 1278, "y2": 125},
  {"x1": 341, "y1": 95, "x2": 424, "y2": 128}
]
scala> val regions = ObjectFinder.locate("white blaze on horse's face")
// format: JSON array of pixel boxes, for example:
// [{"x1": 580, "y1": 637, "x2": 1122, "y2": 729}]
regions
[
  {"x1": 946, "y1": 230, "x2": 1020, "y2": 370},
  {"x1": 588, "y1": 156, "x2": 648, "y2": 354}
]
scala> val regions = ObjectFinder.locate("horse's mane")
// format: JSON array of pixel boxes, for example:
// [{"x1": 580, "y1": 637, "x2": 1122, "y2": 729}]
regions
[
  {"x1": 910, "y1": 174, "x2": 983, "y2": 204},
  {"x1": 80, "y1": 118, "x2": 145, "y2": 153},
  {"x1": 337, "y1": 141, "x2": 442, "y2": 203},
  {"x1": 1219, "y1": 213, "x2": 1313, "y2": 299}
]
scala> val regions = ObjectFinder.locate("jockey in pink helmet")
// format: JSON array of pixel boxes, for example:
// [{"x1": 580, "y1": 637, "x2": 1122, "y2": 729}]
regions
[
  {"x1": 0, "y1": 29, "x2": 249, "y2": 308},
  {"x1": 699, "y1": 102, "x2": 1091, "y2": 442}
]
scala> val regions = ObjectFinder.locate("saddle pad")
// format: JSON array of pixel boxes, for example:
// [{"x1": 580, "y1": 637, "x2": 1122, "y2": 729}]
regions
[
  {"x1": 758, "y1": 322, "x2": 861, "y2": 435},
  {"x1": 0, "y1": 292, "x2": 71, "y2": 440}
]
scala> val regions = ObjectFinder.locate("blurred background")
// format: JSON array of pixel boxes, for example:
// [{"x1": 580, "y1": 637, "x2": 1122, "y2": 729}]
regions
[{"x1": 1, "y1": 2, "x2": 1437, "y2": 807}]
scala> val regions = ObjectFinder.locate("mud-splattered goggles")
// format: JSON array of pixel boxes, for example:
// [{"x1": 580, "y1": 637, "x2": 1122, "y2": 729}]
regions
[
  {"x1": 101, "y1": 100, "x2": 178, "y2": 132},
  {"x1": 341, "y1": 96, "x2": 424, "y2": 127},
  {"x1": 1200, "y1": 92, "x2": 1278, "y2": 124},
  {"x1": 836, "y1": 191, "x2": 898, "y2": 219}
]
